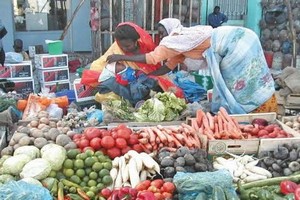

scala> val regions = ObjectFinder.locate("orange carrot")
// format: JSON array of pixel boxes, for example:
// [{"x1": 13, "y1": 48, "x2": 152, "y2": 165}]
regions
[
  {"x1": 173, "y1": 133, "x2": 185, "y2": 143},
  {"x1": 214, "y1": 123, "x2": 219, "y2": 135},
  {"x1": 199, "y1": 124, "x2": 204, "y2": 135},
  {"x1": 139, "y1": 131, "x2": 150, "y2": 139},
  {"x1": 152, "y1": 127, "x2": 167, "y2": 143},
  {"x1": 171, "y1": 135, "x2": 183, "y2": 147},
  {"x1": 218, "y1": 115, "x2": 224, "y2": 133},
  {"x1": 192, "y1": 118, "x2": 200, "y2": 131},
  {"x1": 140, "y1": 143, "x2": 151, "y2": 153},
  {"x1": 206, "y1": 112, "x2": 215, "y2": 131},
  {"x1": 219, "y1": 107, "x2": 236, "y2": 126},
  {"x1": 146, "y1": 127, "x2": 156, "y2": 144},
  {"x1": 156, "y1": 136, "x2": 161, "y2": 144},
  {"x1": 196, "y1": 109, "x2": 205, "y2": 126},
  {"x1": 139, "y1": 138, "x2": 148, "y2": 144}
]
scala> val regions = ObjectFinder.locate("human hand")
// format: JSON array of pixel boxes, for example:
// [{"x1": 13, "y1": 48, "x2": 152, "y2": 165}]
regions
[{"x1": 106, "y1": 54, "x2": 124, "y2": 63}]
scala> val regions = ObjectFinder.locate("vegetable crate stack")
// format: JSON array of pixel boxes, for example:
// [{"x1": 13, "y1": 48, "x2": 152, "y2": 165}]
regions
[
  {"x1": 1, "y1": 60, "x2": 34, "y2": 96},
  {"x1": 73, "y1": 78, "x2": 97, "y2": 102},
  {"x1": 34, "y1": 54, "x2": 70, "y2": 93}
]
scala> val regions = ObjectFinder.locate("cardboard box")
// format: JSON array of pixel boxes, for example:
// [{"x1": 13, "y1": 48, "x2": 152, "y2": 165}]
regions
[
  {"x1": 73, "y1": 78, "x2": 97, "y2": 102},
  {"x1": 41, "y1": 81, "x2": 70, "y2": 93},
  {"x1": 37, "y1": 67, "x2": 69, "y2": 83},
  {"x1": 12, "y1": 79, "x2": 35, "y2": 96},
  {"x1": 34, "y1": 54, "x2": 68, "y2": 69},
  {"x1": 2, "y1": 61, "x2": 33, "y2": 79},
  {"x1": 0, "y1": 65, "x2": 11, "y2": 78}
]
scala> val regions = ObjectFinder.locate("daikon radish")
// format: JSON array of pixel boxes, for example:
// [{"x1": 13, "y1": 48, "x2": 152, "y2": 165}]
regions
[{"x1": 128, "y1": 158, "x2": 140, "y2": 188}]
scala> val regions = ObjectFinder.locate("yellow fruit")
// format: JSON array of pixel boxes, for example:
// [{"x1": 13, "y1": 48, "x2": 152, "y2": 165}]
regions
[
  {"x1": 64, "y1": 169, "x2": 74, "y2": 178},
  {"x1": 87, "y1": 180, "x2": 97, "y2": 187},
  {"x1": 67, "y1": 149, "x2": 81, "y2": 159},
  {"x1": 92, "y1": 162, "x2": 103, "y2": 172},
  {"x1": 63, "y1": 159, "x2": 74, "y2": 169},
  {"x1": 102, "y1": 175, "x2": 113, "y2": 185},
  {"x1": 98, "y1": 169, "x2": 110, "y2": 178},
  {"x1": 75, "y1": 169, "x2": 85, "y2": 178},
  {"x1": 74, "y1": 159, "x2": 84, "y2": 169},
  {"x1": 103, "y1": 162, "x2": 112, "y2": 170},
  {"x1": 89, "y1": 171, "x2": 98, "y2": 180}
]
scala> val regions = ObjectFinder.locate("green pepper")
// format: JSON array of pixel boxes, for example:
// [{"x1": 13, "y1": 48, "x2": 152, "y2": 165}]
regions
[{"x1": 256, "y1": 189, "x2": 273, "y2": 200}]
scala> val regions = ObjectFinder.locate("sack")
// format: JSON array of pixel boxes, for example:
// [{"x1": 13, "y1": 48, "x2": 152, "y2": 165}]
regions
[
  {"x1": 81, "y1": 69, "x2": 101, "y2": 87},
  {"x1": 0, "y1": 26, "x2": 7, "y2": 39}
]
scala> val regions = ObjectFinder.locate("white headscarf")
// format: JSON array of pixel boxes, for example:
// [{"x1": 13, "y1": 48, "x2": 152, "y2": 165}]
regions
[{"x1": 158, "y1": 18, "x2": 213, "y2": 52}]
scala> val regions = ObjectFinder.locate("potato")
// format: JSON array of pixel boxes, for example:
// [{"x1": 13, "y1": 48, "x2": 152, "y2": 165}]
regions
[
  {"x1": 17, "y1": 126, "x2": 31, "y2": 134},
  {"x1": 12, "y1": 133, "x2": 27, "y2": 143},
  {"x1": 18, "y1": 136, "x2": 31, "y2": 146},
  {"x1": 37, "y1": 111, "x2": 49, "y2": 119},
  {"x1": 41, "y1": 126, "x2": 50, "y2": 133},
  {"x1": 31, "y1": 129, "x2": 44, "y2": 138},
  {"x1": 1, "y1": 146, "x2": 14, "y2": 156},
  {"x1": 64, "y1": 142, "x2": 77, "y2": 150},
  {"x1": 37, "y1": 123, "x2": 47, "y2": 130},
  {"x1": 39, "y1": 117, "x2": 50, "y2": 125},
  {"x1": 30, "y1": 120, "x2": 39, "y2": 128},
  {"x1": 48, "y1": 128, "x2": 61, "y2": 141},
  {"x1": 49, "y1": 121, "x2": 57, "y2": 128},
  {"x1": 13, "y1": 144, "x2": 21, "y2": 151},
  {"x1": 56, "y1": 134, "x2": 72, "y2": 147},
  {"x1": 34, "y1": 137, "x2": 48, "y2": 149}
]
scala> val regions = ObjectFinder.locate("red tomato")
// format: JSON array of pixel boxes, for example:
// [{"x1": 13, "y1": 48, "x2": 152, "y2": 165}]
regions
[
  {"x1": 162, "y1": 192, "x2": 172, "y2": 199},
  {"x1": 117, "y1": 124, "x2": 128, "y2": 130},
  {"x1": 106, "y1": 147, "x2": 121, "y2": 159},
  {"x1": 121, "y1": 146, "x2": 131, "y2": 155},
  {"x1": 101, "y1": 136, "x2": 115, "y2": 149},
  {"x1": 84, "y1": 127, "x2": 102, "y2": 140},
  {"x1": 154, "y1": 192, "x2": 164, "y2": 200},
  {"x1": 151, "y1": 179, "x2": 164, "y2": 188},
  {"x1": 100, "y1": 188, "x2": 112, "y2": 198},
  {"x1": 83, "y1": 146, "x2": 94, "y2": 152},
  {"x1": 117, "y1": 128, "x2": 132, "y2": 140},
  {"x1": 78, "y1": 139, "x2": 89, "y2": 149},
  {"x1": 89, "y1": 137, "x2": 102, "y2": 150},
  {"x1": 162, "y1": 182, "x2": 176, "y2": 194},
  {"x1": 111, "y1": 131, "x2": 119, "y2": 139},
  {"x1": 115, "y1": 138, "x2": 127, "y2": 149},
  {"x1": 147, "y1": 186, "x2": 159, "y2": 193},
  {"x1": 128, "y1": 134, "x2": 139, "y2": 145},
  {"x1": 72, "y1": 134, "x2": 82, "y2": 141},
  {"x1": 295, "y1": 187, "x2": 300, "y2": 200},
  {"x1": 280, "y1": 180, "x2": 298, "y2": 195},
  {"x1": 101, "y1": 130, "x2": 111, "y2": 137},
  {"x1": 135, "y1": 180, "x2": 151, "y2": 191},
  {"x1": 132, "y1": 144, "x2": 143, "y2": 153}
]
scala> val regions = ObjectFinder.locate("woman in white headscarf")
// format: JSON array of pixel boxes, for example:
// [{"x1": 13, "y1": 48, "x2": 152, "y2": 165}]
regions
[{"x1": 107, "y1": 18, "x2": 277, "y2": 114}]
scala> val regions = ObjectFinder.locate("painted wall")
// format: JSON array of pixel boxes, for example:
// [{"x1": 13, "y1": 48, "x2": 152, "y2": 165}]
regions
[
  {"x1": 0, "y1": 0, "x2": 92, "y2": 53},
  {"x1": 1, "y1": 0, "x2": 15, "y2": 52}
]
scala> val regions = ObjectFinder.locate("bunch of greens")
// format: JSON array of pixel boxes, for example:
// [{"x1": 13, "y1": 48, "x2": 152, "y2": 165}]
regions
[
  {"x1": 102, "y1": 98, "x2": 135, "y2": 121},
  {"x1": 134, "y1": 92, "x2": 186, "y2": 122}
]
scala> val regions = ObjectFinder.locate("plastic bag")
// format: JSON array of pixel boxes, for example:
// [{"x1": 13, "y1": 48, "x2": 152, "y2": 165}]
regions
[
  {"x1": 46, "y1": 104, "x2": 63, "y2": 119},
  {"x1": 81, "y1": 69, "x2": 101, "y2": 87},
  {"x1": 5, "y1": 52, "x2": 23, "y2": 63},
  {"x1": 95, "y1": 91, "x2": 120, "y2": 103},
  {"x1": 87, "y1": 108, "x2": 103, "y2": 124},
  {"x1": 173, "y1": 170, "x2": 238, "y2": 200},
  {"x1": 0, "y1": 180, "x2": 52, "y2": 200}
]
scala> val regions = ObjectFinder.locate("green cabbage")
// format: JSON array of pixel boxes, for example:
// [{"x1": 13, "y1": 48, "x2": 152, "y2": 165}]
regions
[
  {"x1": 41, "y1": 144, "x2": 66, "y2": 171},
  {"x1": 1, "y1": 154, "x2": 31, "y2": 175},
  {"x1": 20, "y1": 158, "x2": 51, "y2": 180},
  {"x1": 14, "y1": 146, "x2": 40, "y2": 160}
]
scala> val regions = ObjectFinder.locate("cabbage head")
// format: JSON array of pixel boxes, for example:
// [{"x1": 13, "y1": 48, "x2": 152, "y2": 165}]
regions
[
  {"x1": 14, "y1": 146, "x2": 40, "y2": 160},
  {"x1": 41, "y1": 144, "x2": 66, "y2": 171},
  {"x1": 20, "y1": 158, "x2": 51, "y2": 180},
  {"x1": 2, "y1": 154, "x2": 31, "y2": 175}
]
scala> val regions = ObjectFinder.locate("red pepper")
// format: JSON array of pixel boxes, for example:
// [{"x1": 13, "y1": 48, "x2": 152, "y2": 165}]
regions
[
  {"x1": 295, "y1": 187, "x2": 300, "y2": 200},
  {"x1": 280, "y1": 180, "x2": 298, "y2": 195},
  {"x1": 137, "y1": 191, "x2": 156, "y2": 200}
]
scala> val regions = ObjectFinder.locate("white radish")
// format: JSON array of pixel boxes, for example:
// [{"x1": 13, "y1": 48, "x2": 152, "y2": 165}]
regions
[
  {"x1": 246, "y1": 166, "x2": 272, "y2": 178},
  {"x1": 215, "y1": 157, "x2": 228, "y2": 165},
  {"x1": 122, "y1": 182, "x2": 131, "y2": 187},
  {"x1": 245, "y1": 160, "x2": 259, "y2": 169},
  {"x1": 140, "y1": 170, "x2": 148, "y2": 181},
  {"x1": 244, "y1": 174, "x2": 267, "y2": 183},
  {"x1": 128, "y1": 158, "x2": 140, "y2": 188},
  {"x1": 213, "y1": 162, "x2": 224, "y2": 170},
  {"x1": 109, "y1": 168, "x2": 118, "y2": 189},
  {"x1": 115, "y1": 168, "x2": 123, "y2": 188},
  {"x1": 133, "y1": 156, "x2": 143, "y2": 172},
  {"x1": 140, "y1": 152, "x2": 160, "y2": 173},
  {"x1": 233, "y1": 165, "x2": 244, "y2": 178},
  {"x1": 112, "y1": 157, "x2": 120, "y2": 168},
  {"x1": 121, "y1": 157, "x2": 129, "y2": 183}
]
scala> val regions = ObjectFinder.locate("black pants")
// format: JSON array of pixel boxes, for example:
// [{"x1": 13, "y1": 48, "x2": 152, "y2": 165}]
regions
[{"x1": 0, "y1": 48, "x2": 5, "y2": 66}]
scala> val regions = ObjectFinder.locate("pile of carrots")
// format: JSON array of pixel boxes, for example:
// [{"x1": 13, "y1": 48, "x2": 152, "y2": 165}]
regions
[
  {"x1": 137, "y1": 124, "x2": 203, "y2": 153},
  {"x1": 190, "y1": 107, "x2": 244, "y2": 140}
]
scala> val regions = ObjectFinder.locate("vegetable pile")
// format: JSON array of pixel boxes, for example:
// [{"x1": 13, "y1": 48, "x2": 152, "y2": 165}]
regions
[
  {"x1": 137, "y1": 124, "x2": 202, "y2": 153},
  {"x1": 283, "y1": 116, "x2": 300, "y2": 133},
  {"x1": 213, "y1": 154, "x2": 272, "y2": 183},
  {"x1": 1, "y1": 111, "x2": 76, "y2": 157},
  {"x1": 258, "y1": 143, "x2": 300, "y2": 177},
  {"x1": 110, "y1": 150, "x2": 160, "y2": 188},
  {"x1": 156, "y1": 147, "x2": 212, "y2": 180},
  {"x1": 72, "y1": 125, "x2": 143, "y2": 159}
]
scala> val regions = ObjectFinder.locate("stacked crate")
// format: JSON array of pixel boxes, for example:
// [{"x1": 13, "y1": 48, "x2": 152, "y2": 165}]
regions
[
  {"x1": 0, "y1": 61, "x2": 34, "y2": 96},
  {"x1": 34, "y1": 54, "x2": 70, "y2": 93}
]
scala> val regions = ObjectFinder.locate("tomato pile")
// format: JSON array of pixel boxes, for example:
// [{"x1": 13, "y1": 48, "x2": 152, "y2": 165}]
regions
[{"x1": 72, "y1": 125, "x2": 143, "y2": 159}]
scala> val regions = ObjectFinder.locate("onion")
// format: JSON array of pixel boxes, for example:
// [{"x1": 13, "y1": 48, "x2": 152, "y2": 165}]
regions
[{"x1": 252, "y1": 118, "x2": 268, "y2": 126}]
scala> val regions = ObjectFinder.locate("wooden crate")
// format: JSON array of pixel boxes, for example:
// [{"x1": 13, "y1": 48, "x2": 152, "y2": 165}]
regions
[
  {"x1": 107, "y1": 121, "x2": 185, "y2": 129},
  {"x1": 259, "y1": 137, "x2": 300, "y2": 152},
  {"x1": 286, "y1": 94, "x2": 300, "y2": 106},
  {"x1": 275, "y1": 91, "x2": 286, "y2": 105}
]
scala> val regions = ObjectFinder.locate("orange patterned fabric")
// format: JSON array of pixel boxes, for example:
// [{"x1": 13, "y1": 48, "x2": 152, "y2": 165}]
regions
[{"x1": 252, "y1": 94, "x2": 278, "y2": 113}]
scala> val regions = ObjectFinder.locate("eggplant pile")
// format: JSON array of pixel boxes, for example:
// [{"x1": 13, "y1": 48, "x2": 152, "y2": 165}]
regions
[{"x1": 258, "y1": 143, "x2": 300, "y2": 177}]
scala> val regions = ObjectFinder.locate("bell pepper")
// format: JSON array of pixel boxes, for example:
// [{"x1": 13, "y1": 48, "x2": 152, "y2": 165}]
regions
[
  {"x1": 280, "y1": 180, "x2": 298, "y2": 195},
  {"x1": 137, "y1": 191, "x2": 155, "y2": 200}
]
